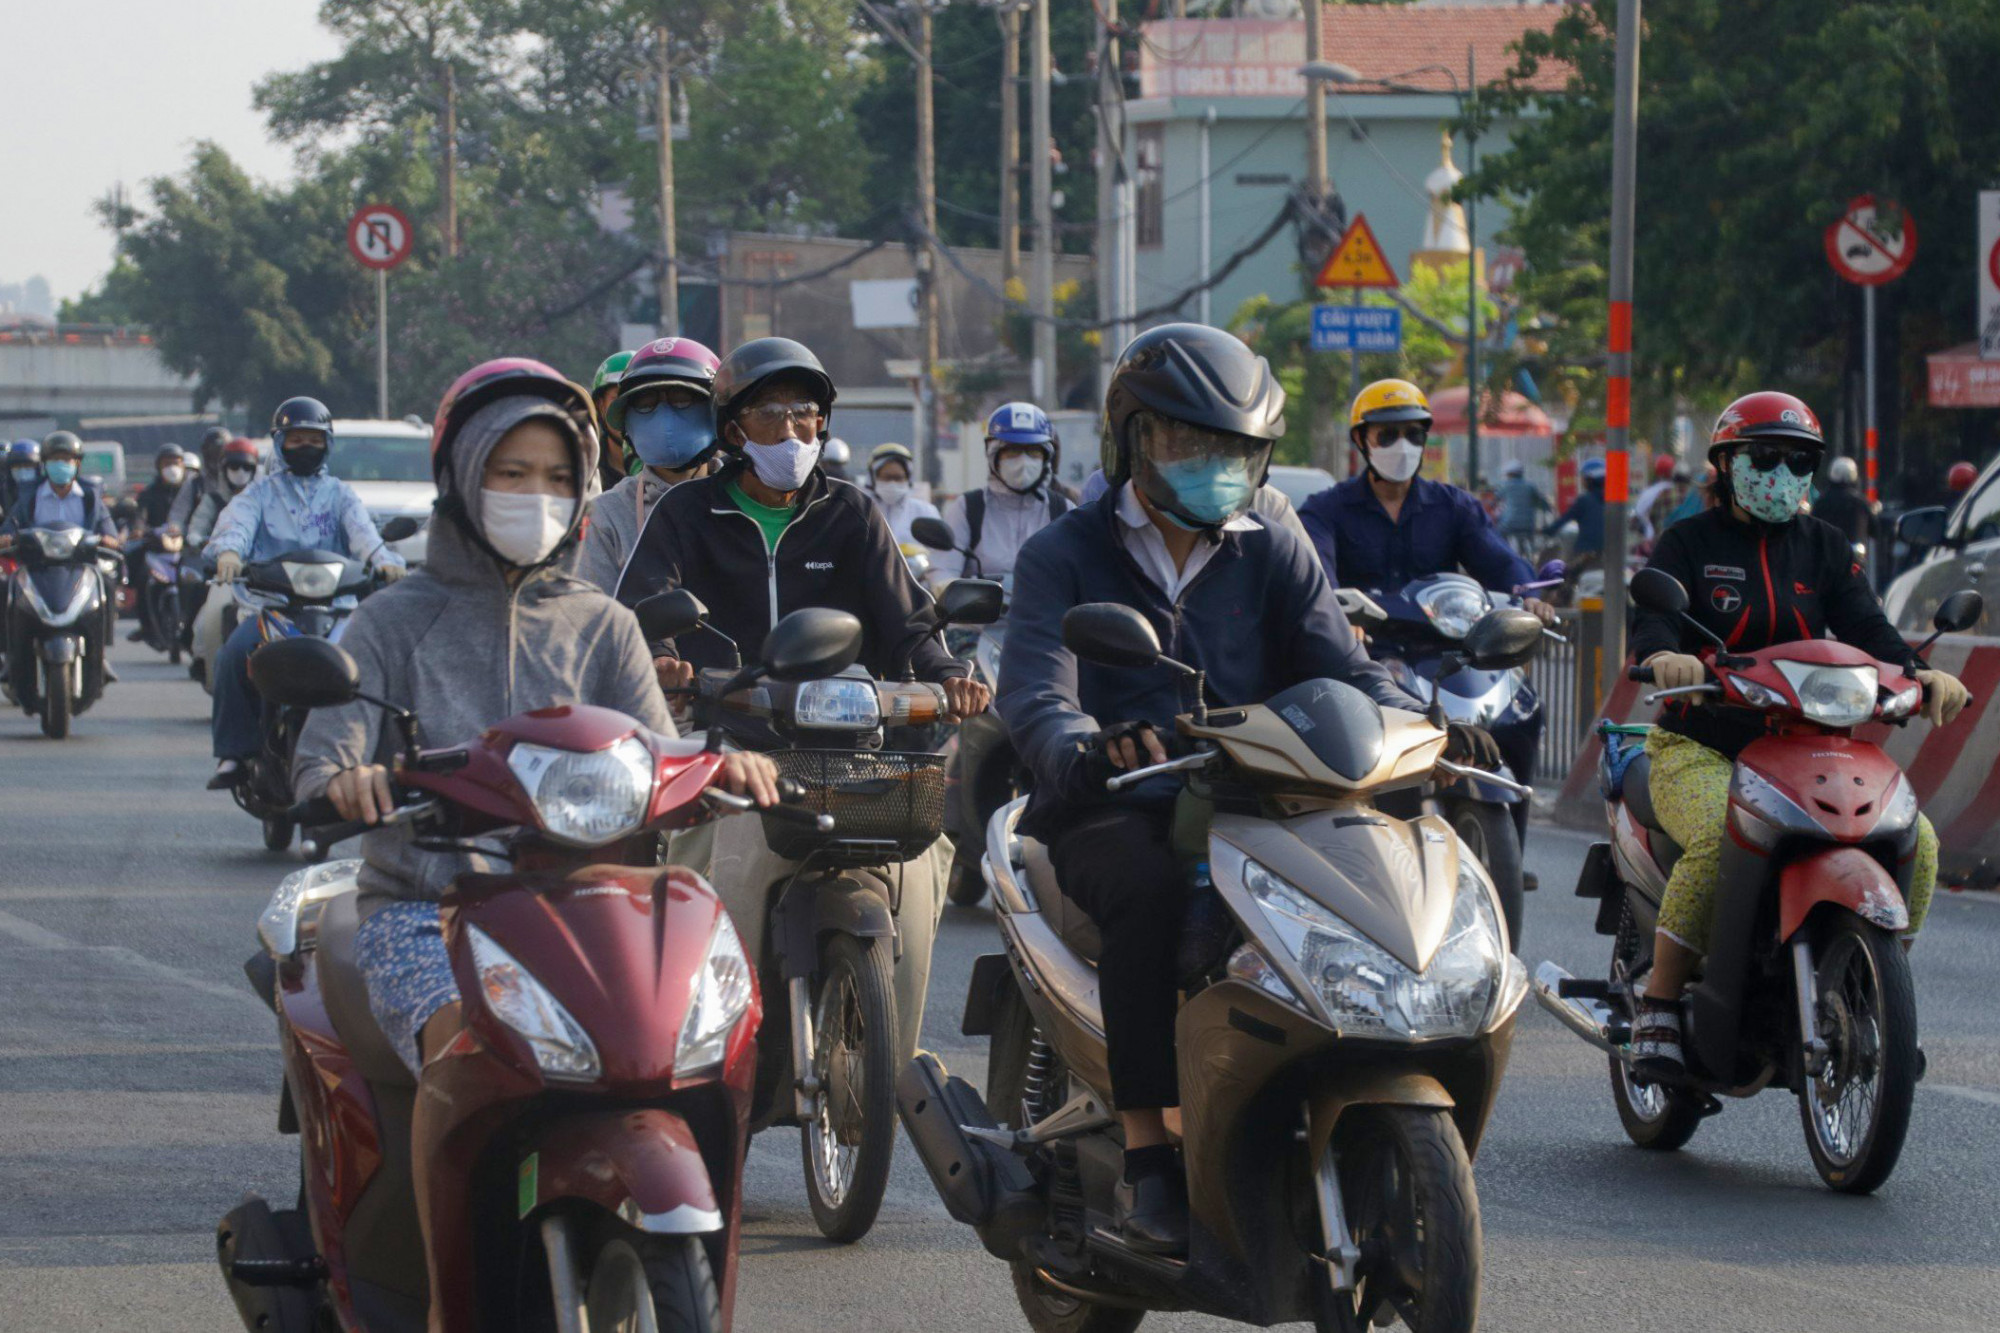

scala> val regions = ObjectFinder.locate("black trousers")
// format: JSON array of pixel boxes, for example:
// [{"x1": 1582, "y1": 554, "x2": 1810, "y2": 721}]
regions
[{"x1": 1050, "y1": 804, "x2": 1185, "y2": 1111}]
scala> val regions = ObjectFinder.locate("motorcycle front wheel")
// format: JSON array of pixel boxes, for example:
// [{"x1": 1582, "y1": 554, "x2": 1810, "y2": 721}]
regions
[
  {"x1": 262, "y1": 815, "x2": 294, "y2": 852},
  {"x1": 1445, "y1": 798, "x2": 1523, "y2": 948},
  {"x1": 801, "y1": 933, "x2": 897, "y2": 1242},
  {"x1": 581, "y1": 1234, "x2": 720, "y2": 1333},
  {"x1": 1798, "y1": 909, "x2": 1918, "y2": 1194},
  {"x1": 40, "y1": 658, "x2": 71, "y2": 740},
  {"x1": 1313, "y1": 1106, "x2": 1480, "y2": 1333}
]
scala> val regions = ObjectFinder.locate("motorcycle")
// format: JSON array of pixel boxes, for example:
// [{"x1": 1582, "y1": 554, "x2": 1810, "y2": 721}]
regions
[
  {"x1": 139, "y1": 525, "x2": 187, "y2": 664},
  {"x1": 1337, "y1": 564, "x2": 1564, "y2": 945},
  {"x1": 4, "y1": 525, "x2": 114, "y2": 739},
  {"x1": 645, "y1": 576, "x2": 1003, "y2": 1242},
  {"x1": 1533, "y1": 568, "x2": 1981, "y2": 1193},
  {"x1": 217, "y1": 628, "x2": 840, "y2": 1333},
  {"x1": 899, "y1": 601, "x2": 1544, "y2": 1333}
]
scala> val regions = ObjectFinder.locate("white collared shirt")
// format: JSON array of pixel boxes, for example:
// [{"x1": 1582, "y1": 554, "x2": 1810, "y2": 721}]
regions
[{"x1": 1114, "y1": 482, "x2": 1259, "y2": 602}]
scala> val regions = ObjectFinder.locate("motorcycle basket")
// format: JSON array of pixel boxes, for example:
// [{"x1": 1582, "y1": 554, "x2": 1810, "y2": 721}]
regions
[{"x1": 762, "y1": 749, "x2": 946, "y2": 861}]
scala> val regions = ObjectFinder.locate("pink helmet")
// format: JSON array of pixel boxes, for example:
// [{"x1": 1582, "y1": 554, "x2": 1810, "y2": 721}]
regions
[
  {"x1": 432, "y1": 357, "x2": 596, "y2": 477},
  {"x1": 606, "y1": 337, "x2": 722, "y2": 433}
]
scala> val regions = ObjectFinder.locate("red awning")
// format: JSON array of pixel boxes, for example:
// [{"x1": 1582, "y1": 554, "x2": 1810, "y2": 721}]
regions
[
  {"x1": 1928, "y1": 343, "x2": 2000, "y2": 408},
  {"x1": 1427, "y1": 386, "x2": 1554, "y2": 437}
]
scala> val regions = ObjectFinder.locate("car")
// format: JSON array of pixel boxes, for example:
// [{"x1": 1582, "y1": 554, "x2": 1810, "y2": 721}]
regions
[
  {"x1": 79, "y1": 440, "x2": 126, "y2": 493},
  {"x1": 1881, "y1": 457, "x2": 2000, "y2": 637},
  {"x1": 331, "y1": 417, "x2": 433, "y2": 566},
  {"x1": 1265, "y1": 463, "x2": 1337, "y2": 508}
]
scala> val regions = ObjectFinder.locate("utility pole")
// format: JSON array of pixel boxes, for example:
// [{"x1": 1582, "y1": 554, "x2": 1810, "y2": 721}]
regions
[
  {"x1": 999, "y1": 3, "x2": 1022, "y2": 289},
  {"x1": 1464, "y1": 44, "x2": 1479, "y2": 494},
  {"x1": 1601, "y1": 0, "x2": 1641, "y2": 702},
  {"x1": 441, "y1": 62, "x2": 459, "y2": 259},
  {"x1": 1096, "y1": 0, "x2": 1120, "y2": 399},
  {"x1": 1302, "y1": 0, "x2": 1327, "y2": 209},
  {"x1": 917, "y1": 2, "x2": 942, "y2": 484},
  {"x1": 1030, "y1": 0, "x2": 1056, "y2": 403},
  {"x1": 654, "y1": 21, "x2": 679, "y2": 336}
]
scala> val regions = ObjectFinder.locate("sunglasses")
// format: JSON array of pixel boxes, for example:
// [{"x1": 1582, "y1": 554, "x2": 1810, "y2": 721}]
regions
[
  {"x1": 1740, "y1": 441, "x2": 1820, "y2": 477},
  {"x1": 624, "y1": 385, "x2": 705, "y2": 416},
  {"x1": 1370, "y1": 423, "x2": 1429, "y2": 447}
]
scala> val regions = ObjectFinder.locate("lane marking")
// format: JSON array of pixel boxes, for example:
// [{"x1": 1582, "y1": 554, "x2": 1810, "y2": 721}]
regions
[
  {"x1": 1931, "y1": 1084, "x2": 2000, "y2": 1108},
  {"x1": 0, "y1": 907, "x2": 267, "y2": 1010}
]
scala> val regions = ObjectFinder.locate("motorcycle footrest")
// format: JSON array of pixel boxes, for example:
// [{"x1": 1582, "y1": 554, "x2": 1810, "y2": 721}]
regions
[
  {"x1": 1556, "y1": 977, "x2": 1612, "y2": 1001},
  {"x1": 231, "y1": 1256, "x2": 327, "y2": 1288},
  {"x1": 217, "y1": 1196, "x2": 320, "y2": 1333},
  {"x1": 896, "y1": 1053, "x2": 1034, "y2": 1230}
]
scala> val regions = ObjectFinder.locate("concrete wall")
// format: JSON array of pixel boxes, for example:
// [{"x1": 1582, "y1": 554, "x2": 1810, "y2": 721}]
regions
[{"x1": 0, "y1": 339, "x2": 198, "y2": 420}]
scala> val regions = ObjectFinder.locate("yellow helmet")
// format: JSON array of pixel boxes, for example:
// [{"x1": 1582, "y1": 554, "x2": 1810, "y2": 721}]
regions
[{"x1": 1349, "y1": 378, "x2": 1432, "y2": 432}]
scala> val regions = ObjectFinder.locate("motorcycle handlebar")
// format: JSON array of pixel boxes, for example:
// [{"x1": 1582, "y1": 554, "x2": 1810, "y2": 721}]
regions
[
  {"x1": 702, "y1": 785, "x2": 834, "y2": 832},
  {"x1": 1627, "y1": 664, "x2": 1654, "y2": 683}
]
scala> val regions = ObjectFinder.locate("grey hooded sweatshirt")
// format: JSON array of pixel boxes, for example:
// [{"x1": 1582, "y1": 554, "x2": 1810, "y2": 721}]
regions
[
  {"x1": 294, "y1": 396, "x2": 672, "y2": 908},
  {"x1": 577, "y1": 468, "x2": 674, "y2": 592}
]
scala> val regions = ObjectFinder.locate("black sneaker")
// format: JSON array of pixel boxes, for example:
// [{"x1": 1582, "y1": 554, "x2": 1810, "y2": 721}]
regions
[{"x1": 1631, "y1": 997, "x2": 1687, "y2": 1084}]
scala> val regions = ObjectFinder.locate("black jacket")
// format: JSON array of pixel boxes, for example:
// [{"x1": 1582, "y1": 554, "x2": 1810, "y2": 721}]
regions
[
  {"x1": 614, "y1": 459, "x2": 966, "y2": 682},
  {"x1": 1812, "y1": 483, "x2": 1872, "y2": 545},
  {"x1": 1631, "y1": 505, "x2": 1919, "y2": 757},
  {"x1": 136, "y1": 478, "x2": 179, "y2": 529}
]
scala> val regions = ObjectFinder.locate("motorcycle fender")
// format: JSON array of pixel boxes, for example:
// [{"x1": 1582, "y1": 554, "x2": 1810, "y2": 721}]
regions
[
  {"x1": 1778, "y1": 845, "x2": 1908, "y2": 942},
  {"x1": 40, "y1": 635, "x2": 77, "y2": 664},
  {"x1": 777, "y1": 875, "x2": 897, "y2": 978},
  {"x1": 1305, "y1": 1071, "x2": 1455, "y2": 1157},
  {"x1": 519, "y1": 1108, "x2": 721, "y2": 1234}
]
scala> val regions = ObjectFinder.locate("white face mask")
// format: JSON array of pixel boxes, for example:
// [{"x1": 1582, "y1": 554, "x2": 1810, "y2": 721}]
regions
[
  {"x1": 875, "y1": 479, "x2": 911, "y2": 506},
  {"x1": 480, "y1": 488, "x2": 572, "y2": 566},
  {"x1": 742, "y1": 438, "x2": 820, "y2": 491},
  {"x1": 160, "y1": 465, "x2": 186, "y2": 487},
  {"x1": 997, "y1": 453, "x2": 1045, "y2": 492},
  {"x1": 1368, "y1": 440, "x2": 1423, "y2": 484}
]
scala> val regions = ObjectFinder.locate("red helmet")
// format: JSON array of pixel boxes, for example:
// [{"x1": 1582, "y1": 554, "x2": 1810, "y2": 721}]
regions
[
  {"x1": 606, "y1": 337, "x2": 721, "y2": 433},
  {"x1": 1948, "y1": 460, "x2": 1979, "y2": 493},
  {"x1": 1709, "y1": 390, "x2": 1823, "y2": 468},
  {"x1": 432, "y1": 357, "x2": 596, "y2": 477},
  {"x1": 1652, "y1": 454, "x2": 1677, "y2": 480},
  {"x1": 223, "y1": 437, "x2": 260, "y2": 463}
]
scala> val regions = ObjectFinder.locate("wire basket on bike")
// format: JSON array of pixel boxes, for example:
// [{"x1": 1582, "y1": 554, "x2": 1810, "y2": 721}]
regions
[{"x1": 762, "y1": 749, "x2": 947, "y2": 862}]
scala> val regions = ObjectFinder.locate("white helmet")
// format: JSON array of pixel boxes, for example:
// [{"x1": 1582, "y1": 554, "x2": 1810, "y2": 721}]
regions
[
  {"x1": 1502, "y1": 458, "x2": 1525, "y2": 478},
  {"x1": 1829, "y1": 455, "x2": 1858, "y2": 485},
  {"x1": 822, "y1": 437, "x2": 852, "y2": 467}
]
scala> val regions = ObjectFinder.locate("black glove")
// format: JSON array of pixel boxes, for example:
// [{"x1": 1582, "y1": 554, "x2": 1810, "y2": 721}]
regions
[
  {"x1": 1081, "y1": 721, "x2": 1173, "y2": 793},
  {"x1": 1444, "y1": 722, "x2": 1502, "y2": 771}
]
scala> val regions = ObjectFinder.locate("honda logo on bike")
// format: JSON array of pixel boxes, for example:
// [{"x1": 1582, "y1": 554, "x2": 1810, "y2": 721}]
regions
[{"x1": 1711, "y1": 584, "x2": 1742, "y2": 613}]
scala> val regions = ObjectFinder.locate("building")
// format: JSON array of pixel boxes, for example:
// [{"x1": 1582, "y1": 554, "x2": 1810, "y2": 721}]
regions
[{"x1": 0, "y1": 323, "x2": 218, "y2": 468}]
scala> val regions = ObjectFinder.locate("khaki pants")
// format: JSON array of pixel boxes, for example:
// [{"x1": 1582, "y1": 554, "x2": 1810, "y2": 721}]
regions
[{"x1": 667, "y1": 814, "x2": 949, "y2": 1064}]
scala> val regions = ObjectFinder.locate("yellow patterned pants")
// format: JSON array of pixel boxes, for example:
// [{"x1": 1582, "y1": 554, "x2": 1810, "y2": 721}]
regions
[{"x1": 1643, "y1": 729, "x2": 1935, "y2": 953}]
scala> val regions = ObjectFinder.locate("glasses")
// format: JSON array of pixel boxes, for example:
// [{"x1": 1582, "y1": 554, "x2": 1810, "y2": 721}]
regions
[
  {"x1": 1742, "y1": 441, "x2": 1820, "y2": 477},
  {"x1": 624, "y1": 385, "x2": 705, "y2": 416},
  {"x1": 741, "y1": 402, "x2": 823, "y2": 432},
  {"x1": 1369, "y1": 422, "x2": 1429, "y2": 447}
]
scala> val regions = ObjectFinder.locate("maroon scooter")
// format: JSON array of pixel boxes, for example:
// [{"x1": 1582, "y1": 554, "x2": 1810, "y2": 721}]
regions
[{"x1": 217, "y1": 607, "x2": 858, "y2": 1333}]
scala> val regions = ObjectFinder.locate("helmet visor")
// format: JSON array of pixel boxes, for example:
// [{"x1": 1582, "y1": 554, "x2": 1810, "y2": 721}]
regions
[
  {"x1": 1132, "y1": 413, "x2": 1271, "y2": 471},
  {"x1": 1130, "y1": 413, "x2": 1272, "y2": 528}
]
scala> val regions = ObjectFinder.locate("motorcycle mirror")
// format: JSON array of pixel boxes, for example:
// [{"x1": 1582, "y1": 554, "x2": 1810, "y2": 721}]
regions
[
  {"x1": 1628, "y1": 566, "x2": 1689, "y2": 616},
  {"x1": 761, "y1": 607, "x2": 864, "y2": 683},
  {"x1": 911, "y1": 516, "x2": 958, "y2": 553},
  {"x1": 1537, "y1": 558, "x2": 1567, "y2": 581},
  {"x1": 1062, "y1": 603, "x2": 1163, "y2": 670},
  {"x1": 1933, "y1": 589, "x2": 1983, "y2": 635},
  {"x1": 377, "y1": 515, "x2": 424, "y2": 544},
  {"x1": 634, "y1": 588, "x2": 709, "y2": 642},
  {"x1": 248, "y1": 636, "x2": 361, "y2": 709},
  {"x1": 1895, "y1": 505, "x2": 1950, "y2": 552},
  {"x1": 1462, "y1": 607, "x2": 1545, "y2": 669},
  {"x1": 937, "y1": 578, "x2": 1005, "y2": 626}
]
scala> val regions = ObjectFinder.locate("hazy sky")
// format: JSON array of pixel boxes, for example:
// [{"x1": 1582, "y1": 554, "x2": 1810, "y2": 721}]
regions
[{"x1": 1, "y1": 0, "x2": 340, "y2": 304}]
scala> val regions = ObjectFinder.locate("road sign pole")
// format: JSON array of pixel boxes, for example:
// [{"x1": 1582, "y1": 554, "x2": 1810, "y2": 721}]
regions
[
  {"x1": 1349, "y1": 284, "x2": 1360, "y2": 428},
  {"x1": 1863, "y1": 281, "x2": 1878, "y2": 507},
  {"x1": 1600, "y1": 0, "x2": 1641, "y2": 708},
  {"x1": 376, "y1": 268, "x2": 389, "y2": 420}
]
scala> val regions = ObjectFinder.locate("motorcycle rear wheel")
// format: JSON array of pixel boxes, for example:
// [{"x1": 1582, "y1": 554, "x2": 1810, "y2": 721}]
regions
[
  {"x1": 945, "y1": 843, "x2": 987, "y2": 907},
  {"x1": 1445, "y1": 799, "x2": 1523, "y2": 948},
  {"x1": 582, "y1": 1234, "x2": 721, "y2": 1333},
  {"x1": 1606, "y1": 901, "x2": 1705, "y2": 1152},
  {"x1": 40, "y1": 659, "x2": 70, "y2": 740},
  {"x1": 1798, "y1": 910, "x2": 1917, "y2": 1194},
  {"x1": 263, "y1": 815, "x2": 294, "y2": 852},
  {"x1": 801, "y1": 933, "x2": 897, "y2": 1243}
]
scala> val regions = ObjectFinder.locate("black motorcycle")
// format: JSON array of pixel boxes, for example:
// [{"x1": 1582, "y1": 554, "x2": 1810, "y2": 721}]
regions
[
  {"x1": 138, "y1": 526, "x2": 188, "y2": 664},
  {"x1": 5, "y1": 525, "x2": 114, "y2": 739}
]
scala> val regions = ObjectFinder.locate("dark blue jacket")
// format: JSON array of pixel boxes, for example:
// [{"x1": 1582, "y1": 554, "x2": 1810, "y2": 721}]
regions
[
  {"x1": 997, "y1": 485, "x2": 1419, "y2": 838},
  {"x1": 1299, "y1": 475, "x2": 1532, "y2": 594},
  {"x1": 1546, "y1": 488, "x2": 1606, "y2": 553}
]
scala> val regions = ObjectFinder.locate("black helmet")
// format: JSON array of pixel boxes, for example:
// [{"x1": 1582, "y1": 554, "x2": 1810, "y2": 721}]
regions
[
  {"x1": 200, "y1": 425, "x2": 232, "y2": 450},
  {"x1": 712, "y1": 338, "x2": 836, "y2": 442},
  {"x1": 1100, "y1": 323, "x2": 1285, "y2": 484},
  {"x1": 271, "y1": 396, "x2": 335, "y2": 451},
  {"x1": 156, "y1": 443, "x2": 185, "y2": 466},
  {"x1": 41, "y1": 430, "x2": 83, "y2": 460}
]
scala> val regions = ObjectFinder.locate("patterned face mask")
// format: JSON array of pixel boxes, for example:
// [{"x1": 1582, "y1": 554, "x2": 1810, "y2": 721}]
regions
[{"x1": 1729, "y1": 450, "x2": 1811, "y2": 523}]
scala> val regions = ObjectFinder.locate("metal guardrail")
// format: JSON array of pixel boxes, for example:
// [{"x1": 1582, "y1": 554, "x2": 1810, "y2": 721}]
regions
[{"x1": 1526, "y1": 608, "x2": 1605, "y2": 785}]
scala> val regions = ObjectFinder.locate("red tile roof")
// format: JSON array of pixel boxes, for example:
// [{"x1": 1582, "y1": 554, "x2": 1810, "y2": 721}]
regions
[{"x1": 1320, "y1": 4, "x2": 1572, "y2": 95}]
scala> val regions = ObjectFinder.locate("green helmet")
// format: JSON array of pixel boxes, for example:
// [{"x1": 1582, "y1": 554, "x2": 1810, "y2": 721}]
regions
[{"x1": 592, "y1": 350, "x2": 636, "y2": 396}]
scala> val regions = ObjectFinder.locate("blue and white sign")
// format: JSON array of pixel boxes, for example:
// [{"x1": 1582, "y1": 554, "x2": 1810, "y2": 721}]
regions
[{"x1": 1310, "y1": 305, "x2": 1402, "y2": 353}]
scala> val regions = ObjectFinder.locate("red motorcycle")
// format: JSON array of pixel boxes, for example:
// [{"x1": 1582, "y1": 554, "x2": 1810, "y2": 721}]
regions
[
  {"x1": 216, "y1": 607, "x2": 857, "y2": 1333},
  {"x1": 1535, "y1": 567, "x2": 1981, "y2": 1194}
]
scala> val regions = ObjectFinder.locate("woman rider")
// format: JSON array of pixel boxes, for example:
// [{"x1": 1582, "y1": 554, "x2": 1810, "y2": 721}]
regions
[{"x1": 1627, "y1": 391, "x2": 1970, "y2": 1078}]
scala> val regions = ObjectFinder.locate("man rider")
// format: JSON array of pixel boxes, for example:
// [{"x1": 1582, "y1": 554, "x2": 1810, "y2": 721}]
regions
[
  {"x1": 1546, "y1": 457, "x2": 1609, "y2": 556},
  {"x1": 577, "y1": 337, "x2": 720, "y2": 592},
  {"x1": 169, "y1": 426, "x2": 234, "y2": 532},
  {"x1": 589, "y1": 349, "x2": 636, "y2": 493},
  {"x1": 125, "y1": 444, "x2": 189, "y2": 642},
  {"x1": 1813, "y1": 454, "x2": 1874, "y2": 550},
  {"x1": 0, "y1": 432, "x2": 122, "y2": 706},
  {"x1": 205, "y1": 397, "x2": 406, "y2": 790},
  {"x1": 927, "y1": 402, "x2": 1068, "y2": 589},
  {"x1": 999, "y1": 325, "x2": 1495, "y2": 1253},
  {"x1": 2, "y1": 440, "x2": 41, "y2": 520}
]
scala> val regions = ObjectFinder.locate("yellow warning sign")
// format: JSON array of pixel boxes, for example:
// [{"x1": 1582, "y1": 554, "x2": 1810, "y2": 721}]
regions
[{"x1": 1315, "y1": 214, "x2": 1401, "y2": 290}]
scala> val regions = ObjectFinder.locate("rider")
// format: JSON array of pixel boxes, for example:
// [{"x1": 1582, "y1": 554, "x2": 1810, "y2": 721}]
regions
[
  {"x1": 866, "y1": 442, "x2": 940, "y2": 545},
  {"x1": 0, "y1": 432, "x2": 122, "y2": 705},
  {"x1": 205, "y1": 397, "x2": 406, "y2": 791},
  {"x1": 1627, "y1": 392, "x2": 1969, "y2": 1080},
  {"x1": 291, "y1": 357, "x2": 777, "y2": 1307},
  {"x1": 2, "y1": 440, "x2": 41, "y2": 519},
  {"x1": 999, "y1": 325, "x2": 1488, "y2": 1253},
  {"x1": 577, "y1": 337, "x2": 721, "y2": 592},
  {"x1": 927, "y1": 402, "x2": 1069, "y2": 590},
  {"x1": 1545, "y1": 456, "x2": 1609, "y2": 558},
  {"x1": 1812, "y1": 454, "x2": 1874, "y2": 550},
  {"x1": 820, "y1": 436, "x2": 853, "y2": 483},
  {"x1": 169, "y1": 426, "x2": 234, "y2": 531},
  {"x1": 125, "y1": 444, "x2": 188, "y2": 642},
  {"x1": 1496, "y1": 456, "x2": 1553, "y2": 554},
  {"x1": 588, "y1": 349, "x2": 636, "y2": 492}
]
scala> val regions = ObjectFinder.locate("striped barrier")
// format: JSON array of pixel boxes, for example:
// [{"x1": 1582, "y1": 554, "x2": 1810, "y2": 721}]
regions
[{"x1": 1552, "y1": 635, "x2": 2000, "y2": 885}]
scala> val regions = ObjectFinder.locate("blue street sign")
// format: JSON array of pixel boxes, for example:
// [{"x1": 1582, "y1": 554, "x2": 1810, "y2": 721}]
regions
[{"x1": 1310, "y1": 304, "x2": 1402, "y2": 353}]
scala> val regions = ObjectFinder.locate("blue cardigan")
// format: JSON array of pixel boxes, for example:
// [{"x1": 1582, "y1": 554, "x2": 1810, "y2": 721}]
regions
[{"x1": 997, "y1": 485, "x2": 1419, "y2": 838}]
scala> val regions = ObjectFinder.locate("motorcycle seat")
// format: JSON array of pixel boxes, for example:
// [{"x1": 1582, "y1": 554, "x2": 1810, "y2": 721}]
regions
[
  {"x1": 317, "y1": 891, "x2": 418, "y2": 1090},
  {"x1": 1019, "y1": 838, "x2": 1102, "y2": 965},
  {"x1": 1620, "y1": 755, "x2": 1685, "y2": 873}
]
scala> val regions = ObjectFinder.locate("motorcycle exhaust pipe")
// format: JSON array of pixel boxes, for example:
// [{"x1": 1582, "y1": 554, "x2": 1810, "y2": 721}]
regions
[
  {"x1": 1531, "y1": 961, "x2": 1625, "y2": 1059},
  {"x1": 895, "y1": 1053, "x2": 1041, "y2": 1260}
]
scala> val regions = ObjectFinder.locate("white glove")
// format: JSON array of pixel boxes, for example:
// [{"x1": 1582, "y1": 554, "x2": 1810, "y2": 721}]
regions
[
  {"x1": 1644, "y1": 651, "x2": 1706, "y2": 690},
  {"x1": 1916, "y1": 668, "x2": 1969, "y2": 726},
  {"x1": 213, "y1": 550, "x2": 243, "y2": 583}
]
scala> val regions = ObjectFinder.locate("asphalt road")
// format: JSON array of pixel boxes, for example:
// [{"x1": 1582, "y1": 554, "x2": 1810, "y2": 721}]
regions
[{"x1": 4, "y1": 642, "x2": 2000, "y2": 1331}]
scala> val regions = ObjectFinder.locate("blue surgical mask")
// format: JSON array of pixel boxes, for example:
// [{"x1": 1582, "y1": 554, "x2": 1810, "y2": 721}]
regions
[
  {"x1": 44, "y1": 460, "x2": 77, "y2": 486},
  {"x1": 1153, "y1": 456, "x2": 1256, "y2": 527},
  {"x1": 10, "y1": 467, "x2": 36, "y2": 485},
  {"x1": 625, "y1": 402, "x2": 716, "y2": 472}
]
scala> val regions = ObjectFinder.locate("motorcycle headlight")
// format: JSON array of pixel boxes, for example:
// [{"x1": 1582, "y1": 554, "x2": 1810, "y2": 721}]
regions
[
  {"x1": 791, "y1": 678, "x2": 882, "y2": 730},
  {"x1": 1775, "y1": 662, "x2": 1878, "y2": 727},
  {"x1": 40, "y1": 530, "x2": 78, "y2": 560},
  {"x1": 506, "y1": 736, "x2": 653, "y2": 845},
  {"x1": 467, "y1": 924, "x2": 600, "y2": 1081},
  {"x1": 1878, "y1": 682, "x2": 1922, "y2": 721},
  {"x1": 1242, "y1": 857, "x2": 1503, "y2": 1041},
  {"x1": 676, "y1": 911, "x2": 755, "y2": 1074},
  {"x1": 281, "y1": 560, "x2": 344, "y2": 600},
  {"x1": 1415, "y1": 581, "x2": 1489, "y2": 640}
]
